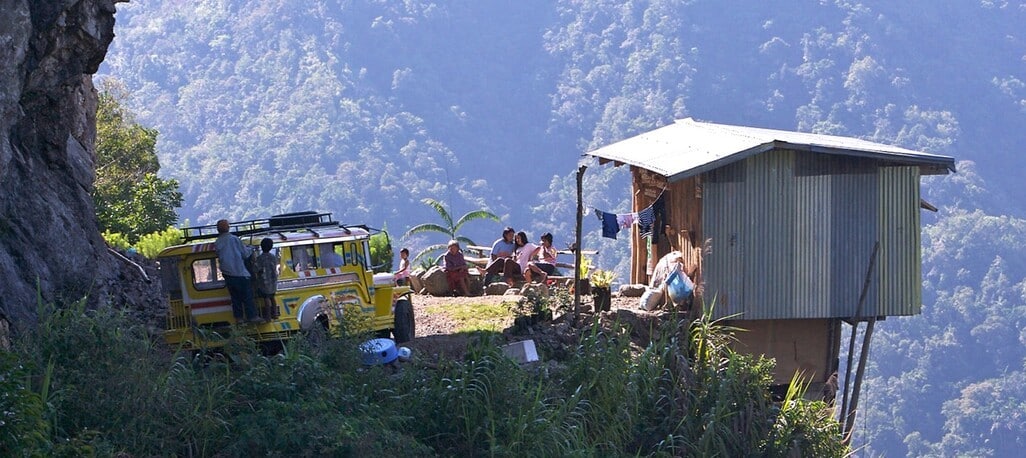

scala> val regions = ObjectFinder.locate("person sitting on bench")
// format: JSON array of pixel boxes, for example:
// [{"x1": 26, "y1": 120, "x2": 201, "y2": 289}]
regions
[{"x1": 528, "y1": 232, "x2": 558, "y2": 279}]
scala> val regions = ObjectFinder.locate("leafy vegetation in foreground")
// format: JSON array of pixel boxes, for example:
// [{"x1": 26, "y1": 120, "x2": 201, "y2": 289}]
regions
[{"x1": 2, "y1": 300, "x2": 848, "y2": 456}]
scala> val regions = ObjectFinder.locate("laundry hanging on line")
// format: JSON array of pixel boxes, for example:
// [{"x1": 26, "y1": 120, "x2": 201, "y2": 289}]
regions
[
  {"x1": 592, "y1": 191, "x2": 668, "y2": 241},
  {"x1": 594, "y1": 209, "x2": 621, "y2": 239}
]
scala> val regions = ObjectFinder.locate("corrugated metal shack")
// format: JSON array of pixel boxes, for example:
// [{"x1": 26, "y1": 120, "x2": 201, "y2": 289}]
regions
[{"x1": 585, "y1": 118, "x2": 955, "y2": 397}]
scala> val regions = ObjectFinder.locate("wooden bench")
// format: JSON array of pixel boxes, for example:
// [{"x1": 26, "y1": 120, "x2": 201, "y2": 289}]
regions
[{"x1": 464, "y1": 245, "x2": 491, "y2": 268}]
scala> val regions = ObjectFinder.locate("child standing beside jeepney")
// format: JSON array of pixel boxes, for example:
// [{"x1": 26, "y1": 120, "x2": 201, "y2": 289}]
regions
[
  {"x1": 395, "y1": 248, "x2": 411, "y2": 286},
  {"x1": 254, "y1": 237, "x2": 280, "y2": 319}
]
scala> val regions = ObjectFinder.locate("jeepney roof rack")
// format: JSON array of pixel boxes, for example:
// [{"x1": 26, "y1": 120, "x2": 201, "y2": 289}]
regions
[{"x1": 180, "y1": 211, "x2": 339, "y2": 242}]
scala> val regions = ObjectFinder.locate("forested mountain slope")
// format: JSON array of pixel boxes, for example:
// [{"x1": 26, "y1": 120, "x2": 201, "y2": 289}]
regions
[{"x1": 99, "y1": 1, "x2": 1026, "y2": 455}]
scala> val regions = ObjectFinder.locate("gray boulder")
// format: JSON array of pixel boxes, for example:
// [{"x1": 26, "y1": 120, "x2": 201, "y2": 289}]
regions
[
  {"x1": 485, "y1": 282, "x2": 510, "y2": 296},
  {"x1": 422, "y1": 266, "x2": 450, "y2": 296}
]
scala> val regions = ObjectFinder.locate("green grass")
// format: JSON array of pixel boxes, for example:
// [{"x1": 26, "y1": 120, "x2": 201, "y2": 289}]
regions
[{"x1": 425, "y1": 300, "x2": 516, "y2": 332}]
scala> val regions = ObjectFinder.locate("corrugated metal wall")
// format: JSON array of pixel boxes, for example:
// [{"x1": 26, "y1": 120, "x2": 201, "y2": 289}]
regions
[
  {"x1": 877, "y1": 166, "x2": 922, "y2": 316},
  {"x1": 701, "y1": 150, "x2": 922, "y2": 320}
]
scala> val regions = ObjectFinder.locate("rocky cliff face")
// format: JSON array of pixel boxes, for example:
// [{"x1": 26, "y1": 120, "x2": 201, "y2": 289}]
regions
[{"x1": 0, "y1": 0, "x2": 154, "y2": 331}]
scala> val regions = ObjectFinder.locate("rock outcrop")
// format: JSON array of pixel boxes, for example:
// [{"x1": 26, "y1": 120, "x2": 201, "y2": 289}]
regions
[{"x1": 0, "y1": 0, "x2": 144, "y2": 331}]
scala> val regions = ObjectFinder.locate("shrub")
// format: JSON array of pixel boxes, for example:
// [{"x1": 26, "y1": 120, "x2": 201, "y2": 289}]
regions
[
  {"x1": 0, "y1": 352, "x2": 50, "y2": 455},
  {"x1": 134, "y1": 226, "x2": 182, "y2": 258},
  {"x1": 101, "y1": 230, "x2": 131, "y2": 251}
]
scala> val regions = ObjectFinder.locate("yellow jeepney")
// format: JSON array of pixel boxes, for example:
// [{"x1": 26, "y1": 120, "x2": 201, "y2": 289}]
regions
[{"x1": 157, "y1": 211, "x2": 414, "y2": 350}]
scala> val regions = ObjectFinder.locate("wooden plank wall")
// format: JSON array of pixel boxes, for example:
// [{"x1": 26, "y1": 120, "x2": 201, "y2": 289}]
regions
[{"x1": 630, "y1": 167, "x2": 703, "y2": 291}]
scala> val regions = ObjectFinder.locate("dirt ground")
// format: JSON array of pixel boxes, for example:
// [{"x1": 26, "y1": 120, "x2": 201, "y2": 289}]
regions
[{"x1": 402, "y1": 291, "x2": 671, "y2": 365}]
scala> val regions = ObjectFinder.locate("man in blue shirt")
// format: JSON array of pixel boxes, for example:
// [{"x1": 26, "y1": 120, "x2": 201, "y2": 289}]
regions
[
  {"x1": 215, "y1": 219, "x2": 263, "y2": 324},
  {"x1": 319, "y1": 243, "x2": 344, "y2": 268}
]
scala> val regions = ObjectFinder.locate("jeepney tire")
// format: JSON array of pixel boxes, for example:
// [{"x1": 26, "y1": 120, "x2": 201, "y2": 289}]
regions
[
  {"x1": 303, "y1": 315, "x2": 331, "y2": 346},
  {"x1": 393, "y1": 299, "x2": 415, "y2": 344}
]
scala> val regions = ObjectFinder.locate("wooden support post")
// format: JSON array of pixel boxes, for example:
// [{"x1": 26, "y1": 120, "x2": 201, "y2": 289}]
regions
[
  {"x1": 843, "y1": 317, "x2": 876, "y2": 444},
  {"x1": 840, "y1": 241, "x2": 879, "y2": 424},
  {"x1": 573, "y1": 165, "x2": 586, "y2": 325}
]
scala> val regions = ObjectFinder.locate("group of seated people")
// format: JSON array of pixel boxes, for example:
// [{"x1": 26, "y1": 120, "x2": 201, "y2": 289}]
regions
[{"x1": 441, "y1": 226, "x2": 560, "y2": 296}]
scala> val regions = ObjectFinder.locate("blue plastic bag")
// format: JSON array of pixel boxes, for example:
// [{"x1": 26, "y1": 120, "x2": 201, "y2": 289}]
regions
[{"x1": 665, "y1": 269, "x2": 694, "y2": 305}]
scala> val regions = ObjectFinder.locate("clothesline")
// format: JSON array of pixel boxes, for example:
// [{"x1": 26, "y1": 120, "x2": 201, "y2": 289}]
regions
[{"x1": 590, "y1": 189, "x2": 668, "y2": 242}]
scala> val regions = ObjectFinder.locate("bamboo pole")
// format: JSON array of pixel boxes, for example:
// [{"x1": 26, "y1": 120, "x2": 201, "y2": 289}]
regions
[{"x1": 573, "y1": 165, "x2": 586, "y2": 326}]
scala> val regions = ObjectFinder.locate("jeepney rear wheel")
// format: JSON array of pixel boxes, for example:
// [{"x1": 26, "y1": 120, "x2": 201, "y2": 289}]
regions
[{"x1": 393, "y1": 298, "x2": 415, "y2": 343}]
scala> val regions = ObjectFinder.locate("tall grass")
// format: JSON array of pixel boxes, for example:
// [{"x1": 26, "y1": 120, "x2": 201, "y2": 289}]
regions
[{"x1": 3, "y1": 297, "x2": 848, "y2": 456}]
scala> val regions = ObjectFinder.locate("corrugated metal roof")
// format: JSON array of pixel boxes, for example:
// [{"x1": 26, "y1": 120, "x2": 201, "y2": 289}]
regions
[{"x1": 586, "y1": 118, "x2": 956, "y2": 182}]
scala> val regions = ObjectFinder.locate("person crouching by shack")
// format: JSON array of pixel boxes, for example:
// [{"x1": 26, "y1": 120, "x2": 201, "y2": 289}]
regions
[
  {"x1": 443, "y1": 239, "x2": 471, "y2": 297},
  {"x1": 215, "y1": 219, "x2": 264, "y2": 324}
]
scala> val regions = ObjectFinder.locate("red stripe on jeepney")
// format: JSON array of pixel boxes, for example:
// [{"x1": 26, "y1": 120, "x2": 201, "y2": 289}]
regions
[
  {"x1": 190, "y1": 298, "x2": 232, "y2": 309},
  {"x1": 298, "y1": 268, "x2": 343, "y2": 278}
]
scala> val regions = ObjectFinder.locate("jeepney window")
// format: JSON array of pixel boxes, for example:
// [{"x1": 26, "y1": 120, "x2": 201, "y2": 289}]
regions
[
  {"x1": 158, "y1": 256, "x2": 183, "y2": 300},
  {"x1": 362, "y1": 240, "x2": 372, "y2": 269},
  {"x1": 319, "y1": 243, "x2": 345, "y2": 268},
  {"x1": 289, "y1": 246, "x2": 317, "y2": 271},
  {"x1": 191, "y1": 258, "x2": 225, "y2": 290}
]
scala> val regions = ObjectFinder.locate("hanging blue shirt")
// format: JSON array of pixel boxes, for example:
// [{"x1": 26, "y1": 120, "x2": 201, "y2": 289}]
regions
[{"x1": 598, "y1": 210, "x2": 620, "y2": 239}]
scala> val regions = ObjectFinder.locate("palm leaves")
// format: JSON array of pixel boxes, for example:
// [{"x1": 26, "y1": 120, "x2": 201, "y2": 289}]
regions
[{"x1": 403, "y1": 198, "x2": 500, "y2": 266}]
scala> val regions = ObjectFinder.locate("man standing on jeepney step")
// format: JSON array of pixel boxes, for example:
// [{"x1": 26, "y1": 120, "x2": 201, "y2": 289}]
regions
[{"x1": 215, "y1": 219, "x2": 264, "y2": 324}]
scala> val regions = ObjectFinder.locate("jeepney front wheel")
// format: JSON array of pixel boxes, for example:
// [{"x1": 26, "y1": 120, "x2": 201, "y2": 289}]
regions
[{"x1": 393, "y1": 298, "x2": 415, "y2": 344}]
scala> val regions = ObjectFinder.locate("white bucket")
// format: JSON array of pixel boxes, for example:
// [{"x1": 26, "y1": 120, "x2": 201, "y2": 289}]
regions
[{"x1": 373, "y1": 272, "x2": 395, "y2": 286}]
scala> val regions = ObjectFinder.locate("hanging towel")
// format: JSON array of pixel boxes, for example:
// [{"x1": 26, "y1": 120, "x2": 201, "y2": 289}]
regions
[
  {"x1": 617, "y1": 212, "x2": 637, "y2": 229},
  {"x1": 638, "y1": 206, "x2": 655, "y2": 238},
  {"x1": 651, "y1": 194, "x2": 667, "y2": 243}
]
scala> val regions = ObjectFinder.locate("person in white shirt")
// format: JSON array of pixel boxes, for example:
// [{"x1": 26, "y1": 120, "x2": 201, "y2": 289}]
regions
[
  {"x1": 394, "y1": 248, "x2": 411, "y2": 285},
  {"x1": 528, "y1": 232, "x2": 558, "y2": 279},
  {"x1": 513, "y1": 231, "x2": 547, "y2": 284}
]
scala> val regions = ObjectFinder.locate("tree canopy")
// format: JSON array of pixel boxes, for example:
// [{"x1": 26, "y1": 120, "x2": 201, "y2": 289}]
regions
[
  {"x1": 93, "y1": 85, "x2": 182, "y2": 243},
  {"x1": 402, "y1": 198, "x2": 499, "y2": 266}
]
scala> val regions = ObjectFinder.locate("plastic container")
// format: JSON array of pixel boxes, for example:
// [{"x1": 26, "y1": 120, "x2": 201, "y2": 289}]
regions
[
  {"x1": 665, "y1": 269, "x2": 694, "y2": 305},
  {"x1": 360, "y1": 338, "x2": 398, "y2": 365},
  {"x1": 397, "y1": 346, "x2": 412, "y2": 362}
]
